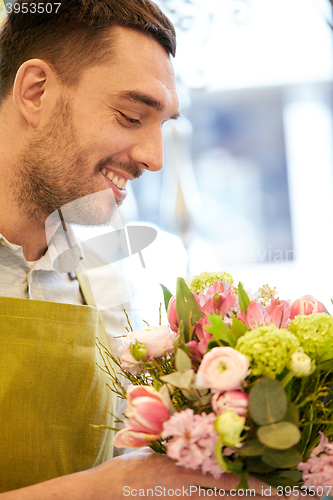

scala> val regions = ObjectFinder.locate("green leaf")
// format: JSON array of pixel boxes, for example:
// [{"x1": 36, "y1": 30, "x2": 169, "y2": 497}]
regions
[
  {"x1": 176, "y1": 278, "x2": 204, "y2": 343},
  {"x1": 160, "y1": 284, "x2": 173, "y2": 313},
  {"x1": 228, "y1": 461, "x2": 244, "y2": 475},
  {"x1": 239, "y1": 439, "x2": 266, "y2": 457},
  {"x1": 160, "y1": 370, "x2": 194, "y2": 389},
  {"x1": 262, "y1": 447, "x2": 302, "y2": 468},
  {"x1": 232, "y1": 316, "x2": 249, "y2": 338},
  {"x1": 207, "y1": 340, "x2": 221, "y2": 350},
  {"x1": 249, "y1": 378, "x2": 287, "y2": 426},
  {"x1": 257, "y1": 422, "x2": 301, "y2": 450},
  {"x1": 246, "y1": 458, "x2": 275, "y2": 473},
  {"x1": 252, "y1": 474, "x2": 299, "y2": 488},
  {"x1": 317, "y1": 339, "x2": 333, "y2": 363},
  {"x1": 175, "y1": 348, "x2": 192, "y2": 372},
  {"x1": 178, "y1": 320, "x2": 185, "y2": 344},
  {"x1": 238, "y1": 282, "x2": 250, "y2": 313},
  {"x1": 275, "y1": 470, "x2": 302, "y2": 482},
  {"x1": 283, "y1": 402, "x2": 299, "y2": 425},
  {"x1": 205, "y1": 314, "x2": 237, "y2": 347},
  {"x1": 301, "y1": 404, "x2": 313, "y2": 454},
  {"x1": 237, "y1": 472, "x2": 249, "y2": 491}
]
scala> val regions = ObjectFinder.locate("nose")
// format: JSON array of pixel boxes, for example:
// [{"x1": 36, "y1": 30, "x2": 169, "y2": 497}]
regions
[{"x1": 129, "y1": 127, "x2": 164, "y2": 172}]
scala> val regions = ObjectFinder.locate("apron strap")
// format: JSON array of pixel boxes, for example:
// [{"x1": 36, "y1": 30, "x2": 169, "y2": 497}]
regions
[{"x1": 75, "y1": 271, "x2": 111, "y2": 350}]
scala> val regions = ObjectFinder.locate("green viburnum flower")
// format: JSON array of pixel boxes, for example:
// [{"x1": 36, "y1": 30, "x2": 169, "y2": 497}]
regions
[
  {"x1": 289, "y1": 313, "x2": 333, "y2": 356},
  {"x1": 235, "y1": 325, "x2": 300, "y2": 378},
  {"x1": 189, "y1": 271, "x2": 234, "y2": 294}
]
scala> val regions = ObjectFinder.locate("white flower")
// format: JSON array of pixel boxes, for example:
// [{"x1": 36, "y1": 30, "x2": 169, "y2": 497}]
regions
[
  {"x1": 288, "y1": 349, "x2": 315, "y2": 377},
  {"x1": 120, "y1": 326, "x2": 177, "y2": 373}
]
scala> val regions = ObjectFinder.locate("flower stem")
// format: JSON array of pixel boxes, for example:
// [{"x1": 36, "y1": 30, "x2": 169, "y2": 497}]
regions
[
  {"x1": 281, "y1": 370, "x2": 294, "y2": 388},
  {"x1": 215, "y1": 437, "x2": 229, "y2": 472}
]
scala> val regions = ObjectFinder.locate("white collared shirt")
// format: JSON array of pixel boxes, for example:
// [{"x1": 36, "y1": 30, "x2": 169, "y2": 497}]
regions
[{"x1": 0, "y1": 224, "x2": 84, "y2": 304}]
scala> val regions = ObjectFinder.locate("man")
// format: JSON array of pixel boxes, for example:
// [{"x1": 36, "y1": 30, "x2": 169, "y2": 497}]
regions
[{"x1": 0, "y1": 1, "x2": 313, "y2": 498}]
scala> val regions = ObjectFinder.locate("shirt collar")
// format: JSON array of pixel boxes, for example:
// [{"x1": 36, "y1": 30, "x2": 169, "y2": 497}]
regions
[{"x1": 0, "y1": 223, "x2": 84, "y2": 273}]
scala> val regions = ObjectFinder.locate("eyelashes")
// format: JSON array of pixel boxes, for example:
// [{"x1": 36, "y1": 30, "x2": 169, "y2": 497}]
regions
[{"x1": 118, "y1": 111, "x2": 141, "y2": 126}]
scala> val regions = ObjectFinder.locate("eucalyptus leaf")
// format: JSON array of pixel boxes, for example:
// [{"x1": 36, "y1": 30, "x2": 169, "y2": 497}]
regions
[
  {"x1": 258, "y1": 422, "x2": 301, "y2": 450},
  {"x1": 239, "y1": 439, "x2": 266, "y2": 457},
  {"x1": 262, "y1": 447, "x2": 302, "y2": 468},
  {"x1": 275, "y1": 470, "x2": 302, "y2": 482},
  {"x1": 252, "y1": 474, "x2": 299, "y2": 488},
  {"x1": 160, "y1": 283, "x2": 173, "y2": 313},
  {"x1": 176, "y1": 278, "x2": 204, "y2": 343},
  {"x1": 175, "y1": 348, "x2": 192, "y2": 373},
  {"x1": 238, "y1": 282, "x2": 250, "y2": 313},
  {"x1": 283, "y1": 402, "x2": 299, "y2": 425},
  {"x1": 246, "y1": 458, "x2": 275, "y2": 473},
  {"x1": 249, "y1": 378, "x2": 287, "y2": 426}
]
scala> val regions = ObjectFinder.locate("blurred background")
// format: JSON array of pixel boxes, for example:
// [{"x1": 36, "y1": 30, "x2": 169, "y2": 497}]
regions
[
  {"x1": 120, "y1": 0, "x2": 333, "y2": 322},
  {"x1": 1, "y1": 0, "x2": 333, "y2": 322}
]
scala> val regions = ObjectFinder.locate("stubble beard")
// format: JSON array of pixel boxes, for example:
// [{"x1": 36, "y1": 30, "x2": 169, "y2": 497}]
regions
[{"x1": 11, "y1": 95, "x2": 140, "y2": 228}]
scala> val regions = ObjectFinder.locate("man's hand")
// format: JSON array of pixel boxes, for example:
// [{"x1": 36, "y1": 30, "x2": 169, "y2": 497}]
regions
[{"x1": 0, "y1": 447, "x2": 319, "y2": 500}]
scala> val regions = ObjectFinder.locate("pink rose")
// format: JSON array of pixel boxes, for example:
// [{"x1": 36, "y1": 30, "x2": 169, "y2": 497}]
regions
[
  {"x1": 113, "y1": 386, "x2": 171, "y2": 448},
  {"x1": 211, "y1": 390, "x2": 249, "y2": 417},
  {"x1": 196, "y1": 347, "x2": 249, "y2": 393},
  {"x1": 290, "y1": 295, "x2": 325, "y2": 320},
  {"x1": 120, "y1": 325, "x2": 177, "y2": 373}
]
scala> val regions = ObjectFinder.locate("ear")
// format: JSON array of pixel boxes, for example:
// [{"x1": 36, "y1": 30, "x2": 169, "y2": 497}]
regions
[{"x1": 13, "y1": 59, "x2": 58, "y2": 128}]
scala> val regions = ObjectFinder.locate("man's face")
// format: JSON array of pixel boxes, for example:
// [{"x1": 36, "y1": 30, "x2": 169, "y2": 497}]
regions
[{"x1": 13, "y1": 27, "x2": 179, "y2": 227}]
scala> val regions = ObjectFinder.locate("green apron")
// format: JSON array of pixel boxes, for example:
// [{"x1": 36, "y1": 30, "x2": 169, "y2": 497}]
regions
[{"x1": 0, "y1": 273, "x2": 116, "y2": 492}]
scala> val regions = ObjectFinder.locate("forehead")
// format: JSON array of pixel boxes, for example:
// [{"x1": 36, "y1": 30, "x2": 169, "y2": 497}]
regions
[{"x1": 83, "y1": 26, "x2": 179, "y2": 115}]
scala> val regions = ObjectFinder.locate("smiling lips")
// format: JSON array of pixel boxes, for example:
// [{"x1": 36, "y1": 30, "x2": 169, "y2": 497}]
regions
[{"x1": 101, "y1": 167, "x2": 128, "y2": 190}]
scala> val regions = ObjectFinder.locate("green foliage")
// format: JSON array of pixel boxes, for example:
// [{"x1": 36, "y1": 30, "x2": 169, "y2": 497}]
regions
[
  {"x1": 160, "y1": 284, "x2": 173, "y2": 313},
  {"x1": 262, "y1": 448, "x2": 302, "y2": 468},
  {"x1": 232, "y1": 316, "x2": 249, "y2": 338},
  {"x1": 176, "y1": 278, "x2": 204, "y2": 343},
  {"x1": 175, "y1": 348, "x2": 192, "y2": 372},
  {"x1": 249, "y1": 378, "x2": 287, "y2": 426},
  {"x1": 238, "y1": 282, "x2": 250, "y2": 313},
  {"x1": 205, "y1": 314, "x2": 237, "y2": 347},
  {"x1": 257, "y1": 422, "x2": 301, "y2": 450}
]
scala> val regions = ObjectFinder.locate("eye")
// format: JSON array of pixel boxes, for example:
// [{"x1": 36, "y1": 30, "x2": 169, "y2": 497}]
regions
[{"x1": 118, "y1": 111, "x2": 141, "y2": 126}]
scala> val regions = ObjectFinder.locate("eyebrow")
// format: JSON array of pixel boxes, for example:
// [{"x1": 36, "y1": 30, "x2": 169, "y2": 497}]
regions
[{"x1": 115, "y1": 90, "x2": 180, "y2": 120}]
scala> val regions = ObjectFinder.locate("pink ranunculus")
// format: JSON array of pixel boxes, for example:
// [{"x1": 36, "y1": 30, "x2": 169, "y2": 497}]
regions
[
  {"x1": 195, "y1": 347, "x2": 249, "y2": 393},
  {"x1": 211, "y1": 390, "x2": 249, "y2": 417},
  {"x1": 120, "y1": 325, "x2": 178, "y2": 373},
  {"x1": 113, "y1": 386, "x2": 171, "y2": 448},
  {"x1": 238, "y1": 299, "x2": 291, "y2": 330},
  {"x1": 290, "y1": 295, "x2": 326, "y2": 320}
]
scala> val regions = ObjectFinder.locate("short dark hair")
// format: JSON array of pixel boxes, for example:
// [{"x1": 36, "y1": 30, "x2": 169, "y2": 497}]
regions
[{"x1": 0, "y1": 0, "x2": 176, "y2": 103}]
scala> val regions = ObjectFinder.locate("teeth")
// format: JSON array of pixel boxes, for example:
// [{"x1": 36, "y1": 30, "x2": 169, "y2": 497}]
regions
[
  {"x1": 117, "y1": 178, "x2": 126, "y2": 189},
  {"x1": 103, "y1": 169, "x2": 128, "y2": 190},
  {"x1": 106, "y1": 171, "x2": 114, "y2": 181}
]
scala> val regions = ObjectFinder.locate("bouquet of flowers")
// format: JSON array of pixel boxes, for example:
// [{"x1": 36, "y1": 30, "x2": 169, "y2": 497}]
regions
[{"x1": 100, "y1": 271, "x2": 333, "y2": 492}]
